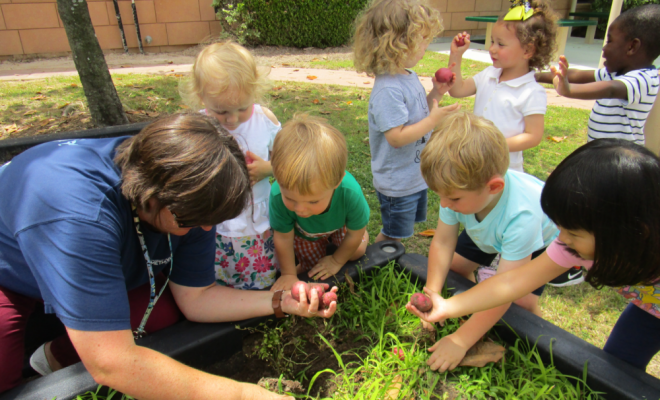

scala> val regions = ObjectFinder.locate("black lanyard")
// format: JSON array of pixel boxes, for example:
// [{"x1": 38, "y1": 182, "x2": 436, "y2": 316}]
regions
[{"x1": 131, "y1": 204, "x2": 173, "y2": 340}]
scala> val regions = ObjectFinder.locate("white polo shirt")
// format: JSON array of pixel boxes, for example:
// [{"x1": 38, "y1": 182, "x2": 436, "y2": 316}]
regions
[{"x1": 473, "y1": 66, "x2": 547, "y2": 172}]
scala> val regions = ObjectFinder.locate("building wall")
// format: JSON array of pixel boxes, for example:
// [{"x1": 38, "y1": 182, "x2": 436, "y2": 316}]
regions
[{"x1": 0, "y1": 0, "x2": 573, "y2": 58}]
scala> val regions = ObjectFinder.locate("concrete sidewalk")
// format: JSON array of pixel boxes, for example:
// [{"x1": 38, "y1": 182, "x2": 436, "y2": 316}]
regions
[{"x1": 0, "y1": 63, "x2": 595, "y2": 111}]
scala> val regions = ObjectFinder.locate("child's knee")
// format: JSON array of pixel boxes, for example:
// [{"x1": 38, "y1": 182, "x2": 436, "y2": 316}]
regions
[
  {"x1": 450, "y1": 253, "x2": 479, "y2": 280},
  {"x1": 514, "y1": 293, "x2": 541, "y2": 316}
]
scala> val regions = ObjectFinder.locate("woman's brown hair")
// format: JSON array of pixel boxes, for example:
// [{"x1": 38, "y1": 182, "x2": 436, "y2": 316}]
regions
[{"x1": 114, "y1": 113, "x2": 251, "y2": 227}]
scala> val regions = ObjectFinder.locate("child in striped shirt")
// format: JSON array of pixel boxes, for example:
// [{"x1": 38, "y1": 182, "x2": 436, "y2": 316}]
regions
[{"x1": 537, "y1": 4, "x2": 660, "y2": 144}]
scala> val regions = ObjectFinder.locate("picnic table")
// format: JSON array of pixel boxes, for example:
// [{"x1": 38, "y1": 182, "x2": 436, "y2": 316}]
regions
[
  {"x1": 568, "y1": 11, "x2": 608, "y2": 44},
  {"x1": 465, "y1": 16, "x2": 598, "y2": 61}
]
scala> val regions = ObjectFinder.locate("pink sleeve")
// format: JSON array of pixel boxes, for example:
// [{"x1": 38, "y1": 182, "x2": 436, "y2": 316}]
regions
[{"x1": 545, "y1": 239, "x2": 593, "y2": 270}]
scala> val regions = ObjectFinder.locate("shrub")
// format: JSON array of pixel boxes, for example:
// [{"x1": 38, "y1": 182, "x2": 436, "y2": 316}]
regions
[
  {"x1": 238, "y1": 0, "x2": 370, "y2": 48},
  {"x1": 591, "y1": 0, "x2": 660, "y2": 32}
]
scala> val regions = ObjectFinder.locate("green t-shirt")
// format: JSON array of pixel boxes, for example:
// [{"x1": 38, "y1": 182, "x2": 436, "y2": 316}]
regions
[{"x1": 269, "y1": 171, "x2": 370, "y2": 241}]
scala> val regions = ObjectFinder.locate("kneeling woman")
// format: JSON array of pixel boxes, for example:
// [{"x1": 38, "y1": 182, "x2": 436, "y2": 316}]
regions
[{"x1": 0, "y1": 114, "x2": 334, "y2": 400}]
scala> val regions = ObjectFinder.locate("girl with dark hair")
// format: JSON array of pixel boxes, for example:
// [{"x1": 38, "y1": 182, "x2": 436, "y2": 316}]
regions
[
  {"x1": 408, "y1": 139, "x2": 660, "y2": 371},
  {"x1": 0, "y1": 113, "x2": 336, "y2": 399}
]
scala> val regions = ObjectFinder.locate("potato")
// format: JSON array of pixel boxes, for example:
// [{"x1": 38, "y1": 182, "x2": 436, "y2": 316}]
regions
[
  {"x1": 291, "y1": 281, "x2": 308, "y2": 302},
  {"x1": 321, "y1": 291, "x2": 337, "y2": 309},
  {"x1": 392, "y1": 347, "x2": 405, "y2": 360},
  {"x1": 410, "y1": 293, "x2": 432, "y2": 312},
  {"x1": 306, "y1": 283, "x2": 328, "y2": 300},
  {"x1": 434, "y1": 68, "x2": 453, "y2": 83}
]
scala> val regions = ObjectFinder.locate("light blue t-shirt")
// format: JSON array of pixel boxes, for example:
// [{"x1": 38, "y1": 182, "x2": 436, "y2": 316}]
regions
[
  {"x1": 368, "y1": 70, "x2": 431, "y2": 197},
  {"x1": 439, "y1": 170, "x2": 558, "y2": 261}
]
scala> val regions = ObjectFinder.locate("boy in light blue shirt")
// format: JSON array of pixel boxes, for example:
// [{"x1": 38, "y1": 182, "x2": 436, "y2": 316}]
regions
[{"x1": 416, "y1": 111, "x2": 558, "y2": 373}]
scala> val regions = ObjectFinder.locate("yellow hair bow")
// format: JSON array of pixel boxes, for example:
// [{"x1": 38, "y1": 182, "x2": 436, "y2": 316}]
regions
[{"x1": 504, "y1": 0, "x2": 534, "y2": 21}]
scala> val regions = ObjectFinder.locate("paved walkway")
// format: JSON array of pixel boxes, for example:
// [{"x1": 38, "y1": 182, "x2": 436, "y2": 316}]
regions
[{"x1": 0, "y1": 63, "x2": 595, "y2": 111}]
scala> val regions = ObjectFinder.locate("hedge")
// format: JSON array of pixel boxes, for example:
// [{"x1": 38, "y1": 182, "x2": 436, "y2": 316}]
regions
[{"x1": 244, "y1": 0, "x2": 369, "y2": 48}]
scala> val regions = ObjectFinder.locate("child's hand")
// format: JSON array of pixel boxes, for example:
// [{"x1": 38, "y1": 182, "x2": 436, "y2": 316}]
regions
[
  {"x1": 450, "y1": 32, "x2": 471, "y2": 55},
  {"x1": 271, "y1": 274, "x2": 299, "y2": 292},
  {"x1": 308, "y1": 255, "x2": 343, "y2": 281},
  {"x1": 406, "y1": 286, "x2": 448, "y2": 324},
  {"x1": 429, "y1": 100, "x2": 462, "y2": 126},
  {"x1": 551, "y1": 55, "x2": 571, "y2": 97},
  {"x1": 427, "y1": 334, "x2": 469, "y2": 372},
  {"x1": 432, "y1": 62, "x2": 457, "y2": 96},
  {"x1": 245, "y1": 151, "x2": 272, "y2": 186}
]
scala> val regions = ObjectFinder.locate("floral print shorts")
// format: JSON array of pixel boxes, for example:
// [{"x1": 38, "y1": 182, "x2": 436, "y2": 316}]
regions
[{"x1": 214, "y1": 229, "x2": 279, "y2": 290}]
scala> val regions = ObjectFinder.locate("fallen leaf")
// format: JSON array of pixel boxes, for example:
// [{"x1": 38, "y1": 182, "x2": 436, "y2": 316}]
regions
[
  {"x1": 23, "y1": 110, "x2": 38, "y2": 116},
  {"x1": 146, "y1": 112, "x2": 160, "y2": 117},
  {"x1": 312, "y1": 99, "x2": 320, "y2": 104},
  {"x1": 548, "y1": 136, "x2": 567, "y2": 143},
  {"x1": 344, "y1": 271, "x2": 357, "y2": 295},
  {"x1": 385, "y1": 375, "x2": 403, "y2": 400},
  {"x1": 147, "y1": 96, "x2": 158, "y2": 101},
  {"x1": 71, "y1": 83, "x2": 78, "y2": 88},
  {"x1": 282, "y1": 63, "x2": 291, "y2": 66},
  {"x1": 346, "y1": 101, "x2": 353, "y2": 105},
  {"x1": 363, "y1": 81, "x2": 371, "y2": 84},
  {"x1": 39, "y1": 118, "x2": 55, "y2": 126},
  {"x1": 320, "y1": 111, "x2": 331, "y2": 115},
  {"x1": 311, "y1": 58, "x2": 320, "y2": 61},
  {"x1": 125, "y1": 110, "x2": 140, "y2": 114},
  {"x1": 57, "y1": 103, "x2": 70, "y2": 109},
  {"x1": 131, "y1": 85, "x2": 143, "y2": 89},
  {"x1": 272, "y1": 86, "x2": 283, "y2": 91},
  {"x1": 470, "y1": 64, "x2": 477, "y2": 68},
  {"x1": 167, "y1": 61, "x2": 174, "y2": 64},
  {"x1": 293, "y1": 69, "x2": 300, "y2": 72},
  {"x1": 35, "y1": 91, "x2": 42, "y2": 95},
  {"x1": 115, "y1": 78, "x2": 122, "y2": 80},
  {"x1": 321, "y1": 97, "x2": 326, "y2": 100},
  {"x1": 144, "y1": 86, "x2": 155, "y2": 90},
  {"x1": 179, "y1": 105, "x2": 189, "y2": 109},
  {"x1": 5, "y1": 124, "x2": 19, "y2": 134},
  {"x1": 30, "y1": 95, "x2": 46, "y2": 100},
  {"x1": 459, "y1": 341, "x2": 505, "y2": 368},
  {"x1": 306, "y1": 75, "x2": 317, "y2": 80},
  {"x1": 417, "y1": 229, "x2": 436, "y2": 237}
]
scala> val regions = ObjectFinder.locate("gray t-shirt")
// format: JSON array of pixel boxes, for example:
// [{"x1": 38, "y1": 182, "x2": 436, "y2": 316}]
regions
[{"x1": 368, "y1": 70, "x2": 431, "y2": 197}]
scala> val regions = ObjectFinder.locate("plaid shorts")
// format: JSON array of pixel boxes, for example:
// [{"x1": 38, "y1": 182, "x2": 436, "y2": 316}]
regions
[{"x1": 294, "y1": 226, "x2": 368, "y2": 271}]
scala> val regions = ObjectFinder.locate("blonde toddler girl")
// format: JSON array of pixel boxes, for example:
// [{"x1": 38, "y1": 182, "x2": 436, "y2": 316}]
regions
[{"x1": 181, "y1": 42, "x2": 281, "y2": 289}]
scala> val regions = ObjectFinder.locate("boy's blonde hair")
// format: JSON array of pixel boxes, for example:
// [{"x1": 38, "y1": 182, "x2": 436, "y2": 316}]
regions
[
  {"x1": 180, "y1": 41, "x2": 271, "y2": 109},
  {"x1": 271, "y1": 114, "x2": 347, "y2": 195},
  {"x1": 420, "y1": 111, "x2": 509, "y2": 194},
  {"x1": 353, "y1": 0, "x2": 443, "y2": 76}
]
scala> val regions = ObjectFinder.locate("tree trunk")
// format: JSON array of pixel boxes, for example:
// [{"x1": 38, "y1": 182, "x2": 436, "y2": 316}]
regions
[{"x1": 57, "y1": 0, "x2": 128, "y2": 126}]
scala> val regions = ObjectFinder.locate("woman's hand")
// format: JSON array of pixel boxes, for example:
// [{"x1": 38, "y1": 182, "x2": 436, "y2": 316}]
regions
[
  {"x1": 245, "y1": 151, "x2": 272, "y2": 185},
  {"x1": 281, "y1": 286, "x2": 338, "y2": 318}
]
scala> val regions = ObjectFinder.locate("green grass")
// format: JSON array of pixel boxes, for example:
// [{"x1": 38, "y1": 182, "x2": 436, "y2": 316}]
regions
[{"x1": 283, "y1": 51, "x2": 492, "y2": 81}]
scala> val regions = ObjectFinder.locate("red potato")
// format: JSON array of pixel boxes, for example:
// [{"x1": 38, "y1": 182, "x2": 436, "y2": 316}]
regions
[
  {"x1": 410, "y1": 293, "x2": 432, "y2": 312},
  {"x1": 291, "y1": 281, "x2": 308, "y2": 302},
  {"x1": 392, "y1": 347, "x2": 405, "y2": 360},
  {"x1": 306, "y1": 283, "x2": 329, "y2": 300},
  {"x1": 456, "y1": 36, "x2": 465, "y2": 47},
  {"x1": 434, "y1": 68, "x2": 453, "y2": 84},
  {"x1": 321, "y1": 291, "x2": 337, "y2": 309}
]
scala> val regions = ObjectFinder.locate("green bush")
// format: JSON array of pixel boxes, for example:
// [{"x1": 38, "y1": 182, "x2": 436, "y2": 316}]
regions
[
  {"x1": 591, "y1": 0, "x2": 660, "y2": 32},
  {"x1": 243, "y1": 0, "x2": 369, "y2": 48}
]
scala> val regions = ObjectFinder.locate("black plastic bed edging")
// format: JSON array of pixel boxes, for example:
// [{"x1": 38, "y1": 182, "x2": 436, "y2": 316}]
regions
[
  {"x1": 0, "y1": 241, "x2": 405, "y2": 400},
  {"x1": 0, "y1": 122, "x2": 150, "y2": 164},
  {"x1": 397, "y1": 253, "x2": 660, "y2": 400}
]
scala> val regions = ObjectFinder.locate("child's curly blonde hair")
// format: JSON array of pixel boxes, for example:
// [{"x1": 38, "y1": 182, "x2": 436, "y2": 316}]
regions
[
  {"x1": 499, "y1": 0, "x2": 558, "y2": 71},
  {"x1": 179, "y1": 41, "x2": 271, "y2": 109},
  {"x1": 420, "y1": 111, "x2": 509, "y2": 194},
  {"x1": 353, "y1": 0, "x2": 443, "y2": 76}
]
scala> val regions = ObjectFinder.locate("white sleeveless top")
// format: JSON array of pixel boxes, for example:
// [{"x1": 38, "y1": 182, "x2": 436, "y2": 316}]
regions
[{"x1": 204, "y1": 104, "x2": 281, "y2": 237}]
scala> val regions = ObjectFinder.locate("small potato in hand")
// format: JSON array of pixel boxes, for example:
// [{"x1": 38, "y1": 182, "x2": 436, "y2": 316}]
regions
[
  {"x1": 410, "y1": 293, "x2": 433, "y2": 312},
  {"x1": 321, "y1": 291, "x2": 337, "y2": 309},
  {"x1": 291, "y1": 281, "x2": 308, "y2": 302}
]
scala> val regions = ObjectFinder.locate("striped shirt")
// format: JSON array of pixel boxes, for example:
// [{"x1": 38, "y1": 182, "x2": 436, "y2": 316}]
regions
[{"x1": 588, "y1": 67, "x2": 659, "y2": 143}]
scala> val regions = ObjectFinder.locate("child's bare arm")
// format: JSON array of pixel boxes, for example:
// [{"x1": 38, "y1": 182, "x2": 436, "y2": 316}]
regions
[
  {"x1": 645, "y1": 98, "x2": 660, "y2": 156},
  {"x1": 536, "y1": 56, "x2": 596, "y2": 84},
  {"x1": 425, "y1": 219, "x2": 459, "y2": 295},
  {"x1": 384, "y1": 102, "x2": 461, "y2": 148},
  {"x1": 308, "y1": 226, "x2": 367, "y2": 281},
  {"x1": 552, "y1": 56, "x2": 627, "y2": 100},
  {"x1": 506, "y1": 114, "x2": 544, "y2": 152},
  {"x1": 448, "y1": 33, "x2": 477, "y2": 98},
  {"x1": 272, "y1": 229, "x2": 299, "y2": 291}
]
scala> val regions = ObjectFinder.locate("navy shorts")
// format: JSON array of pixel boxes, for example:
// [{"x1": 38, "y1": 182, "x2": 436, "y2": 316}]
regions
[
  {"x1": 376, "y1": 188, "x2": 427, "y2": 239},
  {"x1": 455, "y1": 230, "x2": 546, "y2": 296}
]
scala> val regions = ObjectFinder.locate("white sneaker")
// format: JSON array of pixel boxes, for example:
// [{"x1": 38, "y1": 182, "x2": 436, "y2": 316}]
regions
[{"x1": 30, "y1": 343, "x2": 54, "y2": 376}]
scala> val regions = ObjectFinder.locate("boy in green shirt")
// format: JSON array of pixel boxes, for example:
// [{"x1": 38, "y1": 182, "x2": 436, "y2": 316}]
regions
[{"x1": 269, "y1": 115, "x2": 370, "y2": 291}]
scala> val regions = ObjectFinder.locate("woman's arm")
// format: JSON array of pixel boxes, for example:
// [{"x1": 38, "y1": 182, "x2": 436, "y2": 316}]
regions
[
  {"x1": 271, "y1": 229, "x2": 299, "y2": 291},
  {"x1": 68, "y1": 328, "x2": 291, "y2": 400}
]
